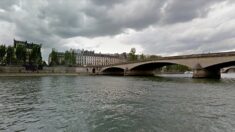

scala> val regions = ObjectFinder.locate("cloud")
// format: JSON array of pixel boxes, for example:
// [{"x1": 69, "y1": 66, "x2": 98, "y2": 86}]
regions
[
  {"x1": 62, "y1": 36, "x2": 143, "y2": 54},
  {"x1": 161, "y1": 0, "x2": 226, "y2": 24},
  {"x1": 0, "y1": 21, "x2": 16, "y2": 45},
  {"x1": 0, "y1": 0, "x2": 20, "y2": 11},
  {"x1": 121, "y1": 1, "x2": 235, "y2": 55},
  {"x1": 35, "y1": 0, "x2": 164, "y2": 38},
  {"x1": 0, "y1": 0, "x2": 235, "y2": 60}
]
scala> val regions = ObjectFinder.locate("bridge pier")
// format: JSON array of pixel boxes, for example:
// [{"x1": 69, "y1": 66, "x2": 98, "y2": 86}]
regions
[{"x1": 193, "y1": 69, "x2": 221, "y2": 79}]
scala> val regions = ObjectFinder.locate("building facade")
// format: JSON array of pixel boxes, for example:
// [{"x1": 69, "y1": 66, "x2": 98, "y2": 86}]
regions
[
  {"x1": 76, "y1": 50, "x2": 127, "y2": 66},
  {"x1": 48, "y1": 49, "x2": 127, "y2": 66},
  {"x1": 14, "y1": 39, "x2": 42, "y2": 52}
]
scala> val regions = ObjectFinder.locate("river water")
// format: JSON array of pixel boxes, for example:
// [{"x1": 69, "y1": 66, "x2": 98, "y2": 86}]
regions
[{"x1": 0, "y1": 74, "x2": 235, "y2": 132}]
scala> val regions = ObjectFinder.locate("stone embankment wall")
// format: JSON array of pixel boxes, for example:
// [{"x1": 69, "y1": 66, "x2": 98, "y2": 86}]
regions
[
  {"x1": 0, "y1": 66, "x2": 99, "y2": 74},
  {"x1": 0, "y1": 66, "x2": 25, "y2": 73}
]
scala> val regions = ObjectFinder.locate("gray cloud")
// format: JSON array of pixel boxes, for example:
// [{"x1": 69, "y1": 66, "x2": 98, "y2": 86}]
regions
[
  {"x1": 36, "y1": 0, "x2": 164, "y2": 38},
  {"x1": 1, "y1": 0, "x2": 225, "y2": 39},
  {"x1": 0, "y1": 0, "x2": 235, "y2": 60},
  {"x1": 0, "y1": 0, "x2": 19, "y2": 11},
  {"x1": 161, "y1": 0, "x2": 226, "y2": 24},
  {"x1": 91, "y1": 0, "x2": 125, "y2": 6},
  {"x1": 123, "y1": 9, "x2": 235, "y2": 56}
]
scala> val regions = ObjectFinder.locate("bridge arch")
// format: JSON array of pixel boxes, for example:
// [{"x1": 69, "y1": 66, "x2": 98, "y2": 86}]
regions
[
  {"x1": 204, "y1": 60, "x2": 235, "y2": 70},
  {"x1": 129, "y1": 62, "x2": 191, "y2": 71},
  {"x1": 101, "y1": 67, "x2": 125, "y2": 75},
  {"x1": 125, "y1": 62, "x2": 191, "y2": 76}
]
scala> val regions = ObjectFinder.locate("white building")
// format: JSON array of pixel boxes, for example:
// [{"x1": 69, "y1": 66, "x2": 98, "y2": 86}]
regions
[{"x1": 76, "y1": 50, "x2": 127, "y2": 66}]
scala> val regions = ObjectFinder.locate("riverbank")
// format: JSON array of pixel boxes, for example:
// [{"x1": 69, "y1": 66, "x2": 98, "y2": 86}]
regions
[
  {"x1": 0, "y1": 73, "x2": 96, "y2": 77},
  {"x1": 0, "y1": 66, "x2": 100, "y2": 76}
]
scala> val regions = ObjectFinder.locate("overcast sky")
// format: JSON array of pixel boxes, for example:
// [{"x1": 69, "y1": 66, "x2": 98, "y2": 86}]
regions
[{"x1": 0, "y1": 0, "x2": 235, "y2": 60}]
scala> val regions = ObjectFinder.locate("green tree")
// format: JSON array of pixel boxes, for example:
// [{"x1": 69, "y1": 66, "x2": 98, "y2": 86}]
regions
[
  {"x1": 140, "y1": 54, "x2": 146, "y2": 61},
  {"x1": 6, "y1": 46, "x2": 15, "y2": 65},
  {"x1": 35, "y1": 45, "x2": 42, "y2": 65},
  {"x1": 128, "y1": 48, "x2": 137, "y2": 61},
  {"x1": 71, "y1": 50, "x2": 76, "y2": 65},
  {"x1": 49, "y1": 49, "x2": 58, "y2": 66},
  {"x1": 164, "y1": 64, "x2": 190, "y2": 72},
  {"x1": 64, "y1": 51, "x2": 71, "y2": 65},
  {"x1": 15, "y1": 45, "x2": 27, "y2": 65},
  {"x1": 42, "y1": 61, "x2": 47, "y2": 66},
  {"x1": 0, "y1": 45, "x2": 6, "y2": 64},
  {"x1": 29, "y1": 45, "x2": 42, "y2": 65},
  {"x1": 64, "y1": 50, "x2": 76, "y2": 66},
  {"x1": 149, "y1": 55, "x2": 161, "y2": 60}
]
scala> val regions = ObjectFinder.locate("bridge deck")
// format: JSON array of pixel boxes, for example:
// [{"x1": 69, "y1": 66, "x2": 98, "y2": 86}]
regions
[{"x1": 105, "y1": 51, "x2": 235, "y2": 67}]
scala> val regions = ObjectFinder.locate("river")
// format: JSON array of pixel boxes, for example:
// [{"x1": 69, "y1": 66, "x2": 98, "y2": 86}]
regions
[{"x1": 0, "y1": 74, "x2": 235, "y2": 132}]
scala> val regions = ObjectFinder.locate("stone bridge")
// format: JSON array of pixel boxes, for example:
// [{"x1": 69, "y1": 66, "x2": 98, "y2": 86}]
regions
[{"x1": 99, "y1": 51, "x2": 235, "y2": 79}]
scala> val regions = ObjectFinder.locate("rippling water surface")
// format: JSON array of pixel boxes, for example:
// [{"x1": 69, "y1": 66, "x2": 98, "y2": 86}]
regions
[{"x1": 1, "y1": 74, "x2": 235, "y2": 132}]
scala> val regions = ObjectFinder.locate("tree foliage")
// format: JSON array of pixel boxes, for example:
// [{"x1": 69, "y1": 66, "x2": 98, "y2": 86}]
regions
[
  {"x1": 64, "y1": 50, "x2": 76, "y2": 66},
  {"x1": 64, "y1": 51, "x2": 70, "y2": 65},
  {"x1": 15, "y1": 45, "x2": 27, "y2": 65},
  {"x1": 164, "y1": 64, "x2": 190, "y2": 72},
  {"x1": 149, "y1": 55, "x2": 161, "y2": 60},
  {"x1": 0, "y1": 43, "x2": 43, "y2": 68},
  {"x1": 140, "y1": 54, "x2": 146, "y2": 61},
  {"x1": 29, "y1": 45, "x2": 42, "y2": 65},
  {"x1": 6, "y1": 46, "x2": 15, "y2": 65},
  {"x1": 49, "y1": 49, "x2": 59, "y2": 66},
  {"x1": 49, "y1": 49, "x2": 77, "y2": 66},
  {"x1": 0, "y1": 45, "x2": 6, "y2": 64},
  {"x1": 128, "y1": 48, "x2": 137, "y2": 61},
  {"x1": 71, "y1": 50, "x2": 76, "y2": 65}
]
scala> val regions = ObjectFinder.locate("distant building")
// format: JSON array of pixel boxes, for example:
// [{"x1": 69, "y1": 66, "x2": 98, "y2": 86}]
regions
[
  {"x1": 13, "y1": 39, "x2": 42, "y2": 64},
  {"x1": 48, "y1": 49, "x2": 127, "y2": 66},
  {"x1": 14, "y1": 39, "x2": 42, "y2": 52},
  {"x1": 76, "y1": 50, "x2": 127, "y2": 66}
]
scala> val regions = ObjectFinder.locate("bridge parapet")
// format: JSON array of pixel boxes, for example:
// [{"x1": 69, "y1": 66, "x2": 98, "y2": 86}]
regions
[{"x1": 104, "y1": 51, "x2": 235, "y2": 67}]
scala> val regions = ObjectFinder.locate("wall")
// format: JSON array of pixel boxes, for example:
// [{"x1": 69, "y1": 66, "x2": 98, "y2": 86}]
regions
[{"x1": 0, "y1": 66, "x2": 97, "y2": 74}]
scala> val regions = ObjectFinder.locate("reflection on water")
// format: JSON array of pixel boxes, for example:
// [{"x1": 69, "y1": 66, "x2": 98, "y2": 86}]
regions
[{"x1": 0, "y1": 74, "x2": 235, "y2": 132}]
